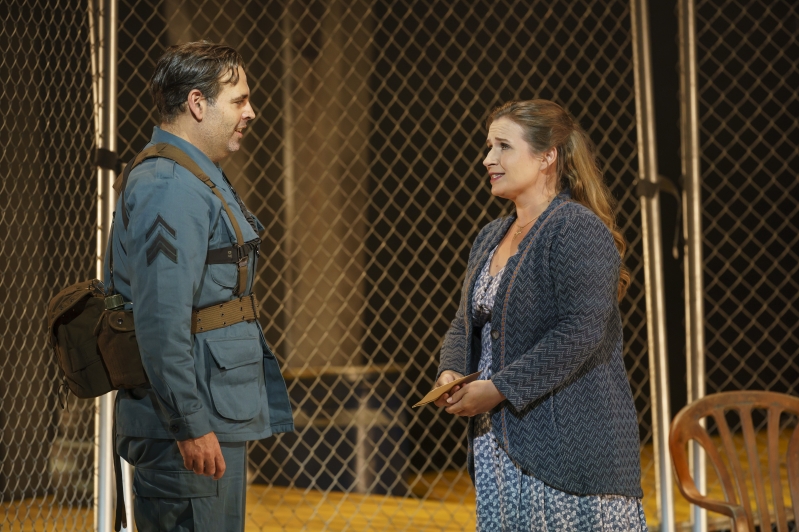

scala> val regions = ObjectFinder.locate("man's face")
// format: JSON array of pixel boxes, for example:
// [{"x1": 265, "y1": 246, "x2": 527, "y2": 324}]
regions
[{"x1": 200, "y1": 66, "x2": 255, "y2": 162}]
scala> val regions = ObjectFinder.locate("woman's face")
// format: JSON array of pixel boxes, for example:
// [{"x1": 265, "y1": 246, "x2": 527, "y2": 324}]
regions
[{"x1": 483, "y1": 117, "x2": 552, "y2": 201}]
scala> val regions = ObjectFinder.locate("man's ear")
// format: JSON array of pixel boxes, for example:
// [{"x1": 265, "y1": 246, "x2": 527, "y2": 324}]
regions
[{"x1": 187, "y1": 89, "x2": 204, "y2": 121}]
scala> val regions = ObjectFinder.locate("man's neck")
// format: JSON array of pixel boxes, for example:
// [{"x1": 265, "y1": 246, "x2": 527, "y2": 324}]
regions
[
  {"x1": 159, "y1": 121, "x2": 221, "y2": 163},
  {"x1": 159, "y1": 121, "x2": 194, "y2": 147}
]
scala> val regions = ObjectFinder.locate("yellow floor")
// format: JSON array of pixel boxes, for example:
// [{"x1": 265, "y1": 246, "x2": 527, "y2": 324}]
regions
[
  {"x1": 1, "y1": 496, "x2": 94, "y2": 532},
  {"x1": 1, "y1": 489, "x2": 476, "y2": 532},
  {"x1": 246, "y1": 486, "x2": 475, "y2": 531},
  {"x1": 2, "y1": 434, "x2": 794, "y2": 531}
]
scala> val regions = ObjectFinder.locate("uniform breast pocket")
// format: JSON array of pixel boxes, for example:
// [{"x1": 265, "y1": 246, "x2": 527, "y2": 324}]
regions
[
  {"x1": 207, "y1": 211, "x2": 240, "y2": 289},
  {"x1": 205, "y1": 337, "x2": 263, "y2": 420},
  {"x1": 208, "y1": 262, "x2": 238, "y2": 289}
]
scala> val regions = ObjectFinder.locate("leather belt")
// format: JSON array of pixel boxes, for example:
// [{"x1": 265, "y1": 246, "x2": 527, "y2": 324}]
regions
[{"x1": 191, "y1": 294, "x2": 259, "y2": 334}]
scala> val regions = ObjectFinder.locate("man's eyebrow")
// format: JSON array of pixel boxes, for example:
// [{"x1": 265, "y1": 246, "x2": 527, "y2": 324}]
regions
[{"x1": 231, "y1": 93, "x2": 249, "y2": 102}]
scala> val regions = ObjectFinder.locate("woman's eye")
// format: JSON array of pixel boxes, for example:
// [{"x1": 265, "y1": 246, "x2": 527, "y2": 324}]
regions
[{"x1": 501, "y1": 143, "x2": 510, "y2": 150}]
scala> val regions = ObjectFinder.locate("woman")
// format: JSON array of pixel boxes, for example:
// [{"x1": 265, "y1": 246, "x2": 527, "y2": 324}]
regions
[{"x1": 435, "y1": 100, "x2": 647, "y2": 531}]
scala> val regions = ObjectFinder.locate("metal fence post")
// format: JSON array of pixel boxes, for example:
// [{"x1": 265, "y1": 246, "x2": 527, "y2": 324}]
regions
[
  {"x1": 91, "y1": 0, "x2": 119, "y2": 529},
  {"x1": 630, "y1": 0, "x2": 675, "y2": 530},
  {"x1": 281, "y1": 2, "x2": 297, "y2": 358},
  {"x1": 678, "y1": 0, "x2": 707, "y2": 531}
]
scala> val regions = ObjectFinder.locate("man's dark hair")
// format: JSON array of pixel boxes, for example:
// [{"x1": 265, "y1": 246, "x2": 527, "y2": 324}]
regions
[{"x1": 150, "y1": 41, "x2": 244, "y2": 123}]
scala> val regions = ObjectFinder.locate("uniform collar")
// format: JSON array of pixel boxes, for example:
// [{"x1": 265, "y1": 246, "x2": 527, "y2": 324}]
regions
[{"x1": 149, "y1": 126, "x2": 224, "y2": 185}]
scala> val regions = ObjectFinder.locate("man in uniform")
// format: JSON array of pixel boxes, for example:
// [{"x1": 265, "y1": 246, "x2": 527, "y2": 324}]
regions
[{"x1": 104, "y1": 42, "x2": 293, "y2": 531}]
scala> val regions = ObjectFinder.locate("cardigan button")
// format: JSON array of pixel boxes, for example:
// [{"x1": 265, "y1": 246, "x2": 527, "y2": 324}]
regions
[{"x1": 491, "y1": 329, "x2": 499, "y2": 340}]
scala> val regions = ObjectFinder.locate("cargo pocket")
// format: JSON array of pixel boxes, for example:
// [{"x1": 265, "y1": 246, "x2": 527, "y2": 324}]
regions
[
  {"x1": 134, "y1": 467, "x2": 218, "y2": 498},
  {"x1": 133, "y1": 467, "x2": 220, "y2": 531},
  {"x1": 206, "y1": 337, "x2": 262, "y2": 420}
]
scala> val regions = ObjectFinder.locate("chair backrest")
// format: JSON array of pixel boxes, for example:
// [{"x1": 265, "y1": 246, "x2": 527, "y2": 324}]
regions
[{"x1": 669, "y1": 390, "x2": 799, "y2": 532}]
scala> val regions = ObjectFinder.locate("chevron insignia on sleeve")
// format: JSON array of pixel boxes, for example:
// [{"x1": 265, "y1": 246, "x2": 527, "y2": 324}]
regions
[
  {"x1": 145, "y1": 214, "x2": 177, "y2": 241},
  {"x1": 146, "y1": 234, "x2": 178, "y2": 265}
]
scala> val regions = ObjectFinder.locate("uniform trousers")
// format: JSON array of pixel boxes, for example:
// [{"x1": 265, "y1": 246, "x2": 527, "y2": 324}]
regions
[{"x1": 117, "y1": 435, "x2": 247, "y2": 532}]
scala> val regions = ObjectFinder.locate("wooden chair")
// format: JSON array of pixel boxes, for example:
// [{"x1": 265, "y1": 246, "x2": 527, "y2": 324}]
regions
[{"x1": 669, "y1": 390, "x2": 799, "y2": 532}]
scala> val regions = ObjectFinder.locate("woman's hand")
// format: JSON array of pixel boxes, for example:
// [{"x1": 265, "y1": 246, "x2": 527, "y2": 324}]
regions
[
  {"x1": 433, "y1": 370, "x2": 464, "y2": 407},
  {"x1": 444, "y1": 379, "x2": 506, "y2": 417}
]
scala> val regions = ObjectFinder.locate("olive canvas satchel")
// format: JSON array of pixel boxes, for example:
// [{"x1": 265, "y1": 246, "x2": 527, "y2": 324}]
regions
[{"x1": 47, "y1": 154, "x2": 147, "y2": 399}]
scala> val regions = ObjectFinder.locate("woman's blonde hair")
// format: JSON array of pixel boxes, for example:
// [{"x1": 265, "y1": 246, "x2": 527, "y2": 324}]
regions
[{"x1": 486, "y1": 99, "x2": 630, "y2": 300}]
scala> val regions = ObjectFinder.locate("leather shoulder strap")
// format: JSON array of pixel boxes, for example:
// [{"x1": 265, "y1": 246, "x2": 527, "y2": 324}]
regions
[
  {"x1": 130, "y1": 144, "x2": 246, "y2": 248},
  {"x1": 115, "y1": 155, "x2": 137, "y2": 230},
  {"x1": 106, "y1": 155, "x2": 139, "y2": 293}
]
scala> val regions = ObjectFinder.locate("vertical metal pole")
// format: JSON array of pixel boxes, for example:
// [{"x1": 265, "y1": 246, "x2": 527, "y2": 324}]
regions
[
  {"x1": 121, "y1": 460, "x2": 135, "y2": 531},
  {"x1": 281, "y1": 2, "x2": 296, "y2": 359},
  {"x1": 630, "y1": 0, "x2": 675, "y2": 530},
  {"x1": 678, "y1": 0, "x2": 707, "y2": 530},
  {"x1": 92, "y1": 0, "x2": 118, "y2": 529},
  {"x1": 88, "y1": 0, "x2": 100, "y2": 145}
]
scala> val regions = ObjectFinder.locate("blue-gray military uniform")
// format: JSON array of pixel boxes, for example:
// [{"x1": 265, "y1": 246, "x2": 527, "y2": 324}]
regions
[{"x1": 104, "y1": 127, "x2": 293, "y2": 531}]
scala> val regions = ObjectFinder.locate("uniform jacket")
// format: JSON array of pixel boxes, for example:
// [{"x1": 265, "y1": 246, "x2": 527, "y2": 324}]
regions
[
  {"x1": 439, "y1": 192, "x2": 643, "y2": 498},
  {"x1": 104, "y1": 127, "x2": 293, "y2": 442}
]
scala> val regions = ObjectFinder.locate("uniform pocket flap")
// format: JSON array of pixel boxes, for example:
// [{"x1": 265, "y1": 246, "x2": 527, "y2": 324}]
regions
[
  {"x1": 106, "y1": 310, "x2": 136, "y2": 332},
  {"x1": 133, "y1": 467, "x2": 217, "y2": 498},
  {"x1": 206, "y1": 336, "x2": 261, "y2": 370}
]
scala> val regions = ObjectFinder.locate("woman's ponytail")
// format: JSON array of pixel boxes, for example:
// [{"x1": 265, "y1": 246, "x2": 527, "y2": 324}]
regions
[{"x1": 563, "y1": 128, "x2": 630, "y2": 301}]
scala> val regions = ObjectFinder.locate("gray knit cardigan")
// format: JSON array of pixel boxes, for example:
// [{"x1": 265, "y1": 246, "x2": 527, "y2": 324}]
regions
[{"x1": 439, "y1": 192, "x2": 644, "y2": 498}]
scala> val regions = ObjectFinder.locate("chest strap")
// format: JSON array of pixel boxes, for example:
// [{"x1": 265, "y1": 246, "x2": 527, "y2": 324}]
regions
[
  {"x1": 191, "y1": 294, "x2": 260, "y2": 335},
  {"x1": 127, "y1": 143, "x2": 253, "y2": 296},
  {"x1": 206, "y1": 240, "x2": 260, "y2": 264}
]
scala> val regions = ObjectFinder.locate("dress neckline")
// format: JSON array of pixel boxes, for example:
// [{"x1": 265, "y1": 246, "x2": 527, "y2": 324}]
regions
[{"x1": 484, "y1": 245, "x2": 509, "y2": 280}]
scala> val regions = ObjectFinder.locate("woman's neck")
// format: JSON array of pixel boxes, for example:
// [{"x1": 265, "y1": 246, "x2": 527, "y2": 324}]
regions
[{"x1": 513, "y1": 190, "x2": 557, "y2": 225}]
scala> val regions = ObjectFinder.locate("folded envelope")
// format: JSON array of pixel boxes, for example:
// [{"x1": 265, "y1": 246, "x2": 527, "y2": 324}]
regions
[{"x1": 412, "y1": 371, "x2": 482, "y2": 408}]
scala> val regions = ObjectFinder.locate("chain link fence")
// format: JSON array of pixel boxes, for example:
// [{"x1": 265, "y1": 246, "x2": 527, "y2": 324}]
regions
[
  {"x1": 1, "y1": 0, "x2": 658, "y2": 530},
  {"x1": 696, "y1": 0, "x2": 798, "y2": 400},
  {"x1": 0, "y1": 0, "x2": 98, "y2": 530},
  {"x1": 687, "y1": 2, "x2": 799, "y2": 528},
  {"x1": 4, "y1": 0, "x2": 797, "y2": 529},
  {"x1": 116, "y1": 0, "x2": 655, "y2": 529}
]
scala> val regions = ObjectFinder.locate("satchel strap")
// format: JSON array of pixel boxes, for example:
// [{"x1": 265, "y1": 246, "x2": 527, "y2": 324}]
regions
[
  {"x1": 119, "y1": 143, "x2": 252, "y2": 296},
  {"x1": 107, "y1": 157, "x2": 138, "y2": 296}
]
